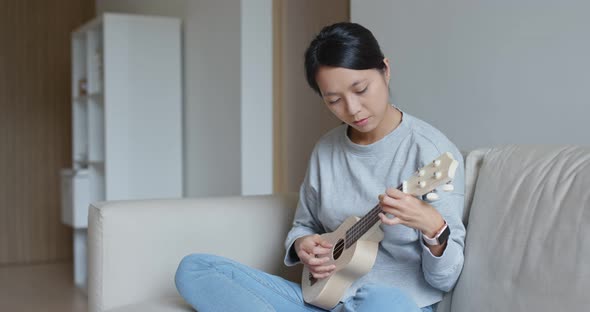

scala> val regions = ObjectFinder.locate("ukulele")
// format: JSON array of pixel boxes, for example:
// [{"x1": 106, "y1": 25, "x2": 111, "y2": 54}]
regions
[{"x1": 301, "y1": 152, "x2": 458, "y2": 309}]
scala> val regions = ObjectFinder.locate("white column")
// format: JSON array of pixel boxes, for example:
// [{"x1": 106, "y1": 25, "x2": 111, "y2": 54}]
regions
[{"x1": 240, "y1": 0, "x2": 273, "y2": 195}]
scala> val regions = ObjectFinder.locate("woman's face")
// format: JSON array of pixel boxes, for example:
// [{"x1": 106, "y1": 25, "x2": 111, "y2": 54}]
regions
[{"x1": 315, "y1": 59, "x2": 393, "y2": 141}]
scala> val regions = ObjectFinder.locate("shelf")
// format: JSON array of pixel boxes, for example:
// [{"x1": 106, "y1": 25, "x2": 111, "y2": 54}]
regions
[
  {"x1": 65, "y1": 12, "x2": 183, "y2": 294},
  {"x1": 72, "y1": 36, "x2": 87, "y2": 99},
  {"x1": 86, "y1": 28, "x2": 104, "y2": 94},
  {"x1": 74, "y1": 93, "x2": 102, "y2": 102},
  {"x1": 72, "y1": 99, "x2": 88, "y2": 167},
  {"x1": 87, "y1": 95, "x2": 105, "y2": 162},
  {"x1": 74, "y1": 160, "x2": 104, "y2": 168}
]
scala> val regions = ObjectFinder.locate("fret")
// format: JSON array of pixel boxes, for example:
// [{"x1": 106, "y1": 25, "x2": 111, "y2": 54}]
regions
[{"x1": 344, "y1": 184, "x2": 403, "y2": 248}]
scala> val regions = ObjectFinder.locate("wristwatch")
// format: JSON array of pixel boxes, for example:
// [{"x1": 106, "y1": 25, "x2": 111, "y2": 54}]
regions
[{"x1": 422, "y1": 222, "x2": 450, "y2": 246}]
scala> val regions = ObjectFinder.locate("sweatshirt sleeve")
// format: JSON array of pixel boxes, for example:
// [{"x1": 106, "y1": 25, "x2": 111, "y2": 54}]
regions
[
  {"x1": 417, "y1": 141, "x2": 466, "y2": 292},
  {"x1": 283, "y1": 152, "x2": 324, "y2": 266}
]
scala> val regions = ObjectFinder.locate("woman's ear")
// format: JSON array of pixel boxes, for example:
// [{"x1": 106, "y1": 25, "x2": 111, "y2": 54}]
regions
[{"x1": 383, "y1": 58, "x2": 391, "y2": 83}]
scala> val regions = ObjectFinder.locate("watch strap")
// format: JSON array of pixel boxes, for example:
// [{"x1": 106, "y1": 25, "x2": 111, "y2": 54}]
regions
[{"x1": 422, "y1": 222, "x2": 450, "y2": 246}]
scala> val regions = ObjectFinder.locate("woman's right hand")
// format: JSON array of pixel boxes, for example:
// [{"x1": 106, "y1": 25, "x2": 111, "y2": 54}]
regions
[{"x1": 294, "y1": 234, "x2": 336, "y2": 279}]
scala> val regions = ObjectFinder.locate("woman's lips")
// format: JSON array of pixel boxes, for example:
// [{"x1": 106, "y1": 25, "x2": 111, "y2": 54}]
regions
[{"x1": 353, "y1": 117, "x2": 369, "y2": 126}]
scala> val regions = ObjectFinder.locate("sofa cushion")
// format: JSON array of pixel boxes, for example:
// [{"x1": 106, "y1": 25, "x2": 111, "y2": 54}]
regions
[{"x1": 451, "y1": 145, "x2": 590, "y2": 311}]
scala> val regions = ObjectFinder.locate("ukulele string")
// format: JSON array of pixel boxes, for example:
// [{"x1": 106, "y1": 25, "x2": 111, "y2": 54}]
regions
[{"x1": 333, "y1": 184, "x2": 404, "y2": 255}]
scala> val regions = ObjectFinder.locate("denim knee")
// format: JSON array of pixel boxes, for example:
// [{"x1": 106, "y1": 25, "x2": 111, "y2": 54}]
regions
[{"x1": 175, "y1": 253, "x2": 219, "y2": 292}]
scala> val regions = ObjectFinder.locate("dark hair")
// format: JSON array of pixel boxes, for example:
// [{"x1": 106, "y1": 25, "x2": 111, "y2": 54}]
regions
[{"x1": 304, "y1": 22, "x2": 386, "y2": 95}]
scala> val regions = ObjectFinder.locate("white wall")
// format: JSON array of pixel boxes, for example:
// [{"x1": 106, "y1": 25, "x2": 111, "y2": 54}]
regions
[
  {"x1": 96, "y1": 0, "x2": 273, "y2": 196},
  {"x1": 352, "y1": 0, "x2": 590, "y2": 150},
  {"x1": 183, "y1": 0, "x2": 242, "y2": 196}
]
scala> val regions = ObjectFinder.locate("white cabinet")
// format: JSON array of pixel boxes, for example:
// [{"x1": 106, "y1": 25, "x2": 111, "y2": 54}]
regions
[
  {"x1": 61, "y1": 13, "x2": 183, "y2": 291},
  {"x1": 60, "y1": 169, "x2": 90, "y2": 228}
]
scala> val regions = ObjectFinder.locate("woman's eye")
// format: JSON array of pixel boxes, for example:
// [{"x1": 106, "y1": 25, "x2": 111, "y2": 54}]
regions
[
  {"x1": 356, "y1": 87, "x2": 368, "y2": 94},
  {"x1": 328, "y1": 98, "x2": 340, "y2": 104}
]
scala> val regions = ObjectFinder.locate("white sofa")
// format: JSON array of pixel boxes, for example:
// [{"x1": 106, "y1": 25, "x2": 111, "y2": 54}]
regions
[{"x1": 88, "y1": 145, "x2": 590, "y2": 312}]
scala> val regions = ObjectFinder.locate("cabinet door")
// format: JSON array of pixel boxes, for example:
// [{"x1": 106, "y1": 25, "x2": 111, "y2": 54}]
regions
[{"x1": 103, "y1": 14, "x2": 182, "y2": 200}]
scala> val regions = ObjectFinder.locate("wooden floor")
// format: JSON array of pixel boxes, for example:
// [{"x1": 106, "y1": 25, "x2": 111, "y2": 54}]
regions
[{"x1": 0, "y1": 261, "x2": 87, "y2": 312}]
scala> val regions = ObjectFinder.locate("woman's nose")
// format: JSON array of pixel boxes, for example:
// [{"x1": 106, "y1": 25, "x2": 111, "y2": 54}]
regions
[{"x1": 345, "y1": 98, "x2": 362, "y2": 116}]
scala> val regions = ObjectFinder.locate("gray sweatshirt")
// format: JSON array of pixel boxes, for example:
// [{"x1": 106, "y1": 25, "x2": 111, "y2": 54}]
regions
[{"x1": 284, "y1": 111, "x2": 466, "y2": 308}]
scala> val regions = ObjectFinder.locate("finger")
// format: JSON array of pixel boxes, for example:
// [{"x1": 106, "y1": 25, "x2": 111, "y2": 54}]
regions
[
  {"x1": 380, "y1": 195, "x2": 400, "y2": 209},
  {"x1": 317, "y1": 239, "x2": 333, "y2": 248},
  {"x1": 312, "y1": 235, "x2": 332, "y2": 247},
  {"x1": 311, "y1": 234, "x2": 323, "y2": 243},
  {"x1": 310, "y1": 264, "x2": 336, "y2": 274},
  {"x1": 386, "y1": 187, "x2": 406, "y2": 199},
  {"x1": 307, "y1": 256, "x2": 331, "y2": 266},
  {"x1": 298, "y1": 244, "x2": 321, "y2": 260},
  {"x1": 380, "y1": 206, "x2": 402, "y2": 218},
  {"x1": 297, "y1": 250, "x2": 314, "y2": 264},
  {"x1": 312, "y1": 246, "x2": 332, "y2": 256},
  {"x1": 311, "y1": 271, "x2": 333, "y2": 279},
  {"x1": 379, "y1": 213, "x2": 402, "y2": 226}
]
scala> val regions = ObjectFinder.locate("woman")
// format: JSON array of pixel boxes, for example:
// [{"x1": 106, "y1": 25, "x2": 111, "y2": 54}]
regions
[{"x1": 175, "y1": 22, "x2": 465, "y2": 312}]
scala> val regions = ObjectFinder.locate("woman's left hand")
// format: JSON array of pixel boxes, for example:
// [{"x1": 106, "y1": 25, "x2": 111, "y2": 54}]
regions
[{"x1": 378, "y1": 187, "x2": 445, "y2": 238}]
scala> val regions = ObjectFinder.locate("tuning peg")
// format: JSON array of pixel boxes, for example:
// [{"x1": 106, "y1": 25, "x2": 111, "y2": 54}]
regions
[
  {"x1": 426, "y1": 192, "x2": 439, "y2": 201},
  {"x1": 418, "y1": 181, "x2": 426, "y2": 188},
  {"x1": 418, "y1": 169, "x2": 426, "y2": 177},
  {"x1": 401, "y1": 181, "x2": 408, "y2": 193},
  {"x1": 442, "y1": 183, "x2": 454, "y2": 192},
  {"x1": 433, "y1": 159, "x2": 441, "y2": 167},
  {"x1": 433, "y1": 171, "x2": 442, "y2": 179}
]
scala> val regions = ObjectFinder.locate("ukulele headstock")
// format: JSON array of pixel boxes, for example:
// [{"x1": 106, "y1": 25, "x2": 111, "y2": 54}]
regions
[{"x1": 404, "y1": 152, "x2": 458, "y2": 197}]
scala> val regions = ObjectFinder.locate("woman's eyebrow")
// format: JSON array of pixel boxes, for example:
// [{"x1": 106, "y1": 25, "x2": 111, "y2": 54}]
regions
[{"x1": 350, "y1": 80, "x2": 366, "y2": 88}]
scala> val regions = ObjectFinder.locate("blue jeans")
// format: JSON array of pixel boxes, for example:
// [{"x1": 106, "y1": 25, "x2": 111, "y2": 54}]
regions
[{"x1": 175, "y1": 253, "x2": 436, "y2": 312}]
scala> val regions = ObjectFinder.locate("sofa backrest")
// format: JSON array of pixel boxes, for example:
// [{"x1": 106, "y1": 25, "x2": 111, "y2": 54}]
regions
[{"x1": 450, "y1": 145, "x2": 590, "y2": 311}]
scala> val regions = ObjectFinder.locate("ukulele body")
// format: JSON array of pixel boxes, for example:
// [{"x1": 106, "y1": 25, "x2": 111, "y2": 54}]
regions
[{"x1": 301, "y1": 216, "x2": 385, "y2": 310}]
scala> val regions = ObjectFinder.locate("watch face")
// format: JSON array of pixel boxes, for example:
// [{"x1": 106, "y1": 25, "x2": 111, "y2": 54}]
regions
[{"x1": 437, "y1": 226, "x2": 451, "y2": 244}]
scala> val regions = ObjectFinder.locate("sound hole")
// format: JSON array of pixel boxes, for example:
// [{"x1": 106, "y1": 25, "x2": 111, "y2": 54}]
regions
[{"x1": 333, "y1": 239, "x2": 345, "y2": 260}]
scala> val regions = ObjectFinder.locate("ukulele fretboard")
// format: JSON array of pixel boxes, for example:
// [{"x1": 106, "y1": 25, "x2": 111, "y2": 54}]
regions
[{"x1": 344, "y1": 184, "x2": 403, "y2": 249}]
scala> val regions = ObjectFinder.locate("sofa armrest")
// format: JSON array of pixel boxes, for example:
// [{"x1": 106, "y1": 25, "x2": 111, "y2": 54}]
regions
[
  {"x1": 463, "y1": 148, "x2": 490, "y2": 226},
  {"x1": 87, "y1": 193, "x2": 299, "y2": 312}
]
